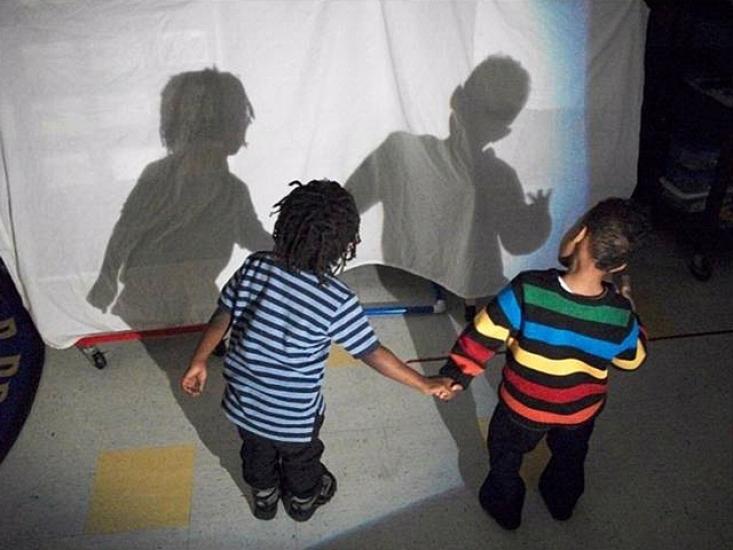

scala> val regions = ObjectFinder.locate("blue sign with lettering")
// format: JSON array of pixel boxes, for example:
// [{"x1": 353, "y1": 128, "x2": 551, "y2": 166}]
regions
[{"x1": 0, "y1": 260, "x2": 45, "y2": 463}]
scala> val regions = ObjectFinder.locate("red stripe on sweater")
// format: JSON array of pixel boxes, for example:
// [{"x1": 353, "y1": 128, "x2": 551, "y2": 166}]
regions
[
  {"x1": 503, "y1": 366, "x2": 607, "y2": 404},
  {"x1": 449, "y1": 353, "x2": 485, "y2": 377},
  {"x1": 458, "y1": 334, "x2": 496, "y2": 363},
  {"x1": 500, "y1": 385, "x2": 603, "y2": 425}
]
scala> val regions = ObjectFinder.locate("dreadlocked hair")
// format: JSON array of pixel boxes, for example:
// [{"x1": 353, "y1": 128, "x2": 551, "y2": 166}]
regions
[{"x1": 271, "y1": 180, "x2": 360, "y2": 283}]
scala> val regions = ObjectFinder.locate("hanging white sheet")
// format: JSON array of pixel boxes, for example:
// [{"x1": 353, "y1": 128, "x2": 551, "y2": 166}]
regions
[{"x1": 0, "y1": 0, "x2": 647, "y2": 347}]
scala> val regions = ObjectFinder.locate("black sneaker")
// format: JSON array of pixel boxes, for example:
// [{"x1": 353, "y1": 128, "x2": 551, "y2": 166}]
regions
[
  {"x1": 252, "y1": 486, "x2": 279, "y2": 520},
  {"x1": 283, "y1": 471, "x2": 337, "y2": 522}
]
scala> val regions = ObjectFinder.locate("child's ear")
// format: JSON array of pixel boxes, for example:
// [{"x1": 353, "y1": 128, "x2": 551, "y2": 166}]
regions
[
  {"x1": 573, "y1": 225, "x2": 588, "y2": 244},
  {"x1": 559, "y1": 224, "x2": 587, "y2": 260}
]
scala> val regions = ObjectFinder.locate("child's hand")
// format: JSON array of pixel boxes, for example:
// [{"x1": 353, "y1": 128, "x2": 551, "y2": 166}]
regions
[
  {"x1": 444, "y1": 381, "x2": 464, "y2": 400},
  {"x1": 617, "y1": 274, "x2": 632, "y2": 300},
  {"x1": 424, "y1": 376, "x2": 461, "y2": 401},
  {"x1": 181, "y1": 360, "x2": 208, "y2": 397},
  {"x1": 613, "y1": 273, "x2": 635, "y2": 310}
]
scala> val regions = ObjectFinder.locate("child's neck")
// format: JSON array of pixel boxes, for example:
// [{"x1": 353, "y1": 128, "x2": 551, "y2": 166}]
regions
[{"x1": 561, "y1": 261, "x2": 606, "y2": 297}]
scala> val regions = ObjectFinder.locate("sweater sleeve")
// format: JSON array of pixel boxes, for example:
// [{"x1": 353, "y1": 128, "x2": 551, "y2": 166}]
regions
[
  {"x1": 440, "y1": 278, "x2": 523, "y2": 388},
  {"x1": 611, "y1": 313, "x2": 648, "y2": 370}
]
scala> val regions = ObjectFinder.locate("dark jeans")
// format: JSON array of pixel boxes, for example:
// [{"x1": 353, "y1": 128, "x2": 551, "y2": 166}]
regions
[
  {"x1": 479, "y1": 403, "x2": 595, "y2": 527},
  {"x1": 238, "y1": 415, "x2": 326, "y2": 498}
]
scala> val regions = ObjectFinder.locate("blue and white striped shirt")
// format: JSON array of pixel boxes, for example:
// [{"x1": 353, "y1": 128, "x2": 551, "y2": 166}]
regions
[{"x1": 218, "y1": 252, "x2": 379, "y2": 443}]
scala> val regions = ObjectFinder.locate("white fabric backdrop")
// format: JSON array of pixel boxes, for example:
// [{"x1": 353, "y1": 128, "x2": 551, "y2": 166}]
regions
[{"x1": 0, "y1": 0, "x2": 647, "y2": 348}]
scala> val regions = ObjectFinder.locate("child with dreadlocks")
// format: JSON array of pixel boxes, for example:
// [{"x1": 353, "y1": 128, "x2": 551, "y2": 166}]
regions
[{"x1": 181, "y1": 179, "x2": 455, "y2": 522}]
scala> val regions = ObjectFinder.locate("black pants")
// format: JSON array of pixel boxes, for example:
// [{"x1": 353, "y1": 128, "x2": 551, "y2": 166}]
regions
[
  {"x1": 479, "y1": 403, "x2": 595, "y2": 526},
  {"x1": 238, "y1": 416, "x2": 326, "y2": 498}
]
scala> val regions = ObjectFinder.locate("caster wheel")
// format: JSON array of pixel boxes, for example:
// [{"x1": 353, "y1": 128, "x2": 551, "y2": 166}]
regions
[{"x1": 91, "y1": 350, "x2": 107, "y2": 369}]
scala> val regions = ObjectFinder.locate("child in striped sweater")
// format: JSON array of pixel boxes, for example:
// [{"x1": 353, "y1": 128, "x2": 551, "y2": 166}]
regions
[
  {"x1": 182, "y1": 180, "x2": 455, "y2": 522},
  {"x1": 440, "y1": 198, "x2": 650, "y2": 530}
]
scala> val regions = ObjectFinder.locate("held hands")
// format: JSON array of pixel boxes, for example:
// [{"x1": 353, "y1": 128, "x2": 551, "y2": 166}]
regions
[
  {"x1": 423, "y1": 376, "x2": 463, "y2": 401},
  {"x1": 181, "y1": 360, "x2": 208, "y2": 397}
]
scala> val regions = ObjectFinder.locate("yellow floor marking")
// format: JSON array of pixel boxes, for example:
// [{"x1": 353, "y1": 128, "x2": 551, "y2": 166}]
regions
[
  {"x1": 85, "y1": 444, "x2": 195, "y2": 534},
  {"x1": 479, "y1": 415, "x2": 551, "y2": 484},
  {"x1": 327, "y1": 345, "x2": 359, "y2": 368},
  {"x1": 478, "y1": 416, "x2": 489, "y2": 440}
]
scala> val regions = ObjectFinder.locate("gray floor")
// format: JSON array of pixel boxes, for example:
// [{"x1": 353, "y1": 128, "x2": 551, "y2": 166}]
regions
[{"x1": 2, "y1": 230, "x2": 732, "y2": 549}]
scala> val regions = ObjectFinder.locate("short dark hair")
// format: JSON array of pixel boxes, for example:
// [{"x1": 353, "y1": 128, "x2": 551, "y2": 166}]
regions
[
  {"x1": 584, "y1": 198, "x2": 651, "y2": 271},
  {"x1": 271, "y1": 180, "x2": 360, "y2": 283}
]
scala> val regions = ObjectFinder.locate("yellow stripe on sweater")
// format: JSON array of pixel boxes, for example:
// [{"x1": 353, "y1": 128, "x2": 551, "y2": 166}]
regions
[
  {"x1": 474, "y1": 309, "x2": 510, "y2": 342},
  {"x1": 508, "y1": 340, "x2": 608, "y2": 380},
  {"x1": 612, "y1": 340, "x2": 646, "y2": 370}
]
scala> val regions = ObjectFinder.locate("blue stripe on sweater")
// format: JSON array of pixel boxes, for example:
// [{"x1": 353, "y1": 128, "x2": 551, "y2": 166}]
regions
[
  {"x1": 498, "y1": 286, "x2": 522, "y2": 330},
  {"x1": 523, "y1": 321, "x2": 621, "y2": 360}
]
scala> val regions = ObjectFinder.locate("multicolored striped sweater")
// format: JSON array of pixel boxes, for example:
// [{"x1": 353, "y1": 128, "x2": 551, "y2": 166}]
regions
[{"x1": 440, "y1": 269, "x2": 647, "y2": 428}]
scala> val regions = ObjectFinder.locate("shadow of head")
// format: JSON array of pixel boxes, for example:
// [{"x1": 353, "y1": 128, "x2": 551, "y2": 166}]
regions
[
  {"x1": 450, "y1": 54, "x2": 530, "y2": 147},
  {"x1": 160, "y1": 67, "x2": 255, "y2": 156}
]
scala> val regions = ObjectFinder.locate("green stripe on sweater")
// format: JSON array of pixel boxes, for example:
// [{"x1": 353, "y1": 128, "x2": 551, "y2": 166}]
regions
[{"x1": 523, "y1": 284, "x2": 630, "y2": 327}]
